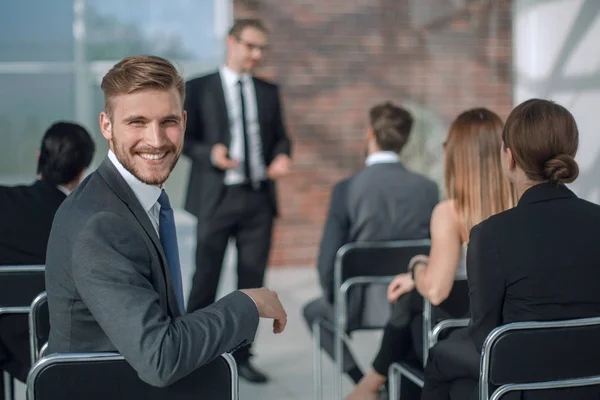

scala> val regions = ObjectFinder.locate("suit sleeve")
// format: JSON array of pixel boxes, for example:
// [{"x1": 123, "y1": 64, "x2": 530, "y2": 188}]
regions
[
  {"x1": 183, "y1": 80, "x2": 213, "y2": 168},
  {"x1": 317, "y1": 181, "x2": 350, "y2": 303},
  {"x1": 467, "y1": 222, "x2": 505, "y2": 351},
  {"x1": 71, "y1": 212, "x2": 259, "y2": 387},
  {"x1": 270, "y1": 86, "x2": 292, "y2": 158}
]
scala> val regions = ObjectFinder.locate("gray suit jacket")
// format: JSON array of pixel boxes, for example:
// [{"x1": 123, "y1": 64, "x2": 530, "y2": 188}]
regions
[
  {"x1": 46, "y1": 158, "x2": 259, "y2": 387},
  {"x1": 317, "y1": 162, "x2": 438, "y2": 303}
]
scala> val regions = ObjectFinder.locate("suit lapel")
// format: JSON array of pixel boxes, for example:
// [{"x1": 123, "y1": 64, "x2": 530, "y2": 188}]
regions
[
  {"x1": 97, "y1": 158, "x2": 182, "y2": 317},
  {"x1": 212, "y1": 72, "x2": 231, "y2": 145}
]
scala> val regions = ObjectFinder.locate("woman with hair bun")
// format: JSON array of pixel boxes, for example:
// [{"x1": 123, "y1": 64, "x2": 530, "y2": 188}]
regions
[{"x1": 422, "y1": 99, "x2": 600, "y2": 400}]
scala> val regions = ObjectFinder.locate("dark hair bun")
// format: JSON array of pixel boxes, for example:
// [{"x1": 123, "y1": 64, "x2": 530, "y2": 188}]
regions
[{"x1": 543, "y1": 154, "x2": 579, "y2": 184}]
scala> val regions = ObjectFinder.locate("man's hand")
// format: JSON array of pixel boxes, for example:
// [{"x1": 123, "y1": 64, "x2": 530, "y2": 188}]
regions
[
  {"x1": 387, "y1": 273, "x2": 415, "y2": 303},
  {"x1": 267, "y1": 154, "x2": 291, "y2": 179},
  {"x1": 211, "y1": 144, "x2": 239, "y2": 170},
  {"x1": 241, "y1": 288, "x2": 287, "y2": 334}
]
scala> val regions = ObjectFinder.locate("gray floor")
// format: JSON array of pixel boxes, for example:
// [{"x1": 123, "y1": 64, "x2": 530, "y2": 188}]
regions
[{"x1": 14, "y1": 237, "x2": 383, "y2": 400}]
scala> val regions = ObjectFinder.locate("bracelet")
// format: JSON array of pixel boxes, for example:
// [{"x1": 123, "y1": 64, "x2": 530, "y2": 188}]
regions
[{"x1": 409, "y1": 261, "x2": 427, "y2": 281}]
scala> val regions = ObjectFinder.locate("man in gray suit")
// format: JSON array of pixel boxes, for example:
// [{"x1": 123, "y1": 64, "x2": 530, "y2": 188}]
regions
[
  {"x1": 45, "y1": 55, "x2": 287, "y2": 388},
  {"x1": 303, "y1": 101, "x2": 438, "y2": 384}
]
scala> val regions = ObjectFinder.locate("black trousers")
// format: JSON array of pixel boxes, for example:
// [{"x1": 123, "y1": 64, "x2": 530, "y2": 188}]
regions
[
  {"x1": 372, "y1": 291, "x2": 424, "y2": 376},
  {"x1": 0, "y1": 315, "x2": 30, "y2": 400},
  {"x1": 187, "y1": 184, "x2": 274, "y2": 362},
  {"x1": 421, "y1": 328, "x2": 479, "y2": 400}
]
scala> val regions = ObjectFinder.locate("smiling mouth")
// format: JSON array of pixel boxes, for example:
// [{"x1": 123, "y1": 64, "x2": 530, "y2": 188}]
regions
[{"x1": 138, "y1": 153, "x2": 167, "y2": 161}]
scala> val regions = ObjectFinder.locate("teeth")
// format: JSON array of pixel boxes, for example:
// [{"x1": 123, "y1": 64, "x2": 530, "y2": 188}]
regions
[{"x1": 139, "y1": 153, "x2": 166, "y2": 160}]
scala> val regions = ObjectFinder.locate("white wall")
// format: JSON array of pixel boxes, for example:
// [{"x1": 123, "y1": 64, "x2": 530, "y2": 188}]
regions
[{"x1": 513, "y1": 0, "x2": 600, "y2": 203}]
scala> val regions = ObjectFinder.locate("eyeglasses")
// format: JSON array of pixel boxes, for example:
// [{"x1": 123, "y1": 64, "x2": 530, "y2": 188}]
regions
[{"x1": 236, "y1": 38, "x2": 268, "y2": 52}]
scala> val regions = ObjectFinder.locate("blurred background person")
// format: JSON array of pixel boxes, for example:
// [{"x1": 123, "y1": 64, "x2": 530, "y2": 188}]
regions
[
  {"x1": 346, "y1": 108, "x2": 516, "y2": 400},
  {"x1": 303, "y1": 101, "x2": 438, "y2": 386},
  {"x1": 183, "y1": 18, "x2": 292, "y2": 383},
  {"x1": 0, "y1": 121, "x2": 95, "y2": 400}
]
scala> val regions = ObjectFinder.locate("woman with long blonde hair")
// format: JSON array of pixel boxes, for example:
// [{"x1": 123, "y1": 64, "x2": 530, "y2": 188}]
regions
[{"x1": 347, "y1": 108, "x2": 516, "y2": 400}]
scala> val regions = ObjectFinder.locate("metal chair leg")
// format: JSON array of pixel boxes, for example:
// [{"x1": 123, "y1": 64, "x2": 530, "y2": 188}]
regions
[
  {"x1": 389, "y1": 364, "x2": 401, "y2": 400},
  {"x1": 3, "y1": 371, "x2": 15, "y2": 400},
  {"x1": 312, "y1": 321, "x2": 323, "y2": 400}
]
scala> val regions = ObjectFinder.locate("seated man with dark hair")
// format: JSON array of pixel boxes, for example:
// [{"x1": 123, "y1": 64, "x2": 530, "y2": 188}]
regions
[
  {"x1": 303, "y1": 102, "x2": 439, "y2": 385},
  {"x1": 0, "y1": 121, "x2": 95, "y2": 398}
]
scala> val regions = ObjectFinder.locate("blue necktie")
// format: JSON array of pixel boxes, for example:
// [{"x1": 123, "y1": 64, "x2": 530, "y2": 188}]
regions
[{"x1": 158, "y1": 190, "x2": 185, "y2": 314}]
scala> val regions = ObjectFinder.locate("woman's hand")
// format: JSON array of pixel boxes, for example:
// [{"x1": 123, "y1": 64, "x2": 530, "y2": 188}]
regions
[{"x1": 387, "y1": 273, "x2": 415, "y2": 303}]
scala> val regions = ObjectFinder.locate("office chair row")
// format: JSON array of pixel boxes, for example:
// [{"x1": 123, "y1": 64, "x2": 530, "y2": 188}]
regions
[{"x1": 312, "y1": 241, "x2": 600, "y2": 400}]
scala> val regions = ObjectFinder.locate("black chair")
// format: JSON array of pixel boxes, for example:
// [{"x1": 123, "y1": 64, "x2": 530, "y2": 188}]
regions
[
  {"x1": 388, "y1": 278, "x2": 470, "y2": 399},
  {"x1": 311, "y1": 239, "x2": 431, "y2": 400},
  {"x1": 479, "y1": 317, "x2": 600, "y2": 400},
  {"x1": 28, "y1": 292, "x2": 49, "y2": 365},
  {"x1": 0, "y1": 265, "x2": 45, "y2": 400},
  {"x1": 26, "y1": 352, "x2": 238, "y2": 400}
]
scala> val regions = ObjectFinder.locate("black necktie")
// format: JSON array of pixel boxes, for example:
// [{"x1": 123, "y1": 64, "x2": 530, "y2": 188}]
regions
[
  {"x1": 157, "y1": 190, "x2": 185, "y2": 314},
  {"x1": 237, "y1": 79, "x2": 252, "y2": 182}
]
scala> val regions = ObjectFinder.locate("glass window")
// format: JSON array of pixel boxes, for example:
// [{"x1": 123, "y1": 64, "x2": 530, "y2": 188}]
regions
[
  {"x1": 0, "y1": 0, "x2": 228, "y2": 207},
  {"x1": 0, "y1": 0, "x2": 74, "y2": 62}
]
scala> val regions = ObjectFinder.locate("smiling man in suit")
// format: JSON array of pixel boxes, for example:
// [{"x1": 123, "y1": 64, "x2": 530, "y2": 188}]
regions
[
  {"x1": 183, "y1": 18, "x2": 292, "y2": 383},
  {"x1": 45, "y1": 55, "x2": 287, "y2": 389}
]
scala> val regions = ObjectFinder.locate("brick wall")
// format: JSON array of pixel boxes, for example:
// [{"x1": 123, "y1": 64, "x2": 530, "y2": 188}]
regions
[{"x1": 234, "y1": 0, "x2": 513, "y2": 267}]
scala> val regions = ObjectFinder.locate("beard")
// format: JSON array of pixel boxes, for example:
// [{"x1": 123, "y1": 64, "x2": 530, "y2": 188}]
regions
[{"x1": 111, "y1": 137, "x2": 181, "y2": 186}]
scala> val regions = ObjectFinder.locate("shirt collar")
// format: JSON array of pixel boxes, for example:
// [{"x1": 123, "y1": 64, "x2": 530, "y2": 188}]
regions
[
  {"x1": 56, "y1": 185, "x2": 72, "y2": 196},
  {"x1": 220, "y1": 65, "x2": 252, "y2": 87},
  {"x1": 365, "y1": 151, "x2": 401, "y2": 167},
  {"x1": 107, "y1": 150, "x2": 162, "y2": 212}
]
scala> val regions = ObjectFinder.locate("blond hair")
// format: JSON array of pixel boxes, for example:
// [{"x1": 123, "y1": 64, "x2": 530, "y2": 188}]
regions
[
  {"x1": 444, "y1": 108, "x2": 517, "y2": 242},
  {"x1": 101, "y1": 55, "x2": 185, "y2": 116}
]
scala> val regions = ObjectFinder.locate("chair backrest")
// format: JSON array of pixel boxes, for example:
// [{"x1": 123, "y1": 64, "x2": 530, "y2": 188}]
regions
[
  {"x1": 480, "y1": 317, "x2": 600, "y2": 400},
  {"x1": 0, "y1": 265, "x2": 45, "y2": 308},
  {"x1": 27, "y1": 352, "x2": 238, "y2": 400},
  {"x1": 334, "y1": 240, "x2": 431, "y2": 331},
  {"x1": 29, "y1": 292, "x2": 49, "y2": 365}
]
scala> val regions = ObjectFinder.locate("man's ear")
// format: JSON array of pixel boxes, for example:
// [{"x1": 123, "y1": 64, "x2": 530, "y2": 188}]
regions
[
  {"x1": 366, "y1": 127, "x2": 375, "y2": 141},
  {"x1": 99, "y1": 112, "x2": 112, "y2": 141}
]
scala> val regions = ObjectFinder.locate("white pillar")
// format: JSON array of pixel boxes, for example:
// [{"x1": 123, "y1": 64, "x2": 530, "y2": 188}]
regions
[{"x1": 513, "y1": 0, "x2": 600, "y2": 203}]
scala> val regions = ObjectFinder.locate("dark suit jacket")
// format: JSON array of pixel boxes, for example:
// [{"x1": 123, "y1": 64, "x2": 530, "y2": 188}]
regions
[
  {"x1": 426, "y1": 183, "x2": 600, "y2": 400},
  {"x1": 317, "y1": 162, "x2": 439, "y2": 303},
  {"x1": 183, "y1": 71, "x2": 291, "y2": 219},
  {"x1": 46, "y1": 158, "x2": 259, "y2": 387},
  {"x1": 467, "y1": 182, "x2": 600, "y2": 351},
  {"x1": 0, "y1": 180, "x2": 64, "y2": 382},
  {"x1": 0, "y1": 180, "x2": 66, "y2": 265}
]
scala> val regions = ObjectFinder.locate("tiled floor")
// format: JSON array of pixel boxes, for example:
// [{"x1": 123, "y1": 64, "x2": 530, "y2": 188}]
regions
[{"x1": 14, "y1": 244, "x2": 383, "y2": 400}]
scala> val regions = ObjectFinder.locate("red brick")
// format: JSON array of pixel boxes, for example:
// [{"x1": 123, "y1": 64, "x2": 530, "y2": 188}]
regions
[{"x1": 234, "y1": 0, "x2": 513, "y2": 268}]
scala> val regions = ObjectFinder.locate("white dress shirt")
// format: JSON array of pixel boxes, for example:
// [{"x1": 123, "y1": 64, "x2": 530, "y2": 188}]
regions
[
  {"x1": 219, "y1": 65, "x2": 266, "y2": 185},
  {"x1": 108, "y1": 151, "x2": 162, "y2": 234},
  {"x1": 365, "y1": 151, "x2": 401, "y2": 166}
]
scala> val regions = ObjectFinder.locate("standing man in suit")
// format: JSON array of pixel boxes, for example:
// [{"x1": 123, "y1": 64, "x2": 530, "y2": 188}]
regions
[
  {"x1": 303, "y1": 102, "x2": 439, "y2": 385},
  {"x1": 45, "y1": 55, "x2": 287, "y2": 388},
  {"x1": 0, "y1": 121, "x2": 94, "y2": 399},
  {"x1": 184, "y1": 18, "x2": 292, "y2": 383}
]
